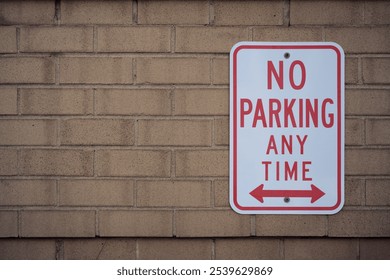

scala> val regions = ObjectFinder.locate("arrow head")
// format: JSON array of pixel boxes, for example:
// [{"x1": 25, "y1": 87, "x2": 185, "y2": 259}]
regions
[
  {"x1": 249, "y1": 184, "x2": 264, "y2": 203},
  {"x1": 310, "y1": 184, "x2": 325, "y2": 203}
]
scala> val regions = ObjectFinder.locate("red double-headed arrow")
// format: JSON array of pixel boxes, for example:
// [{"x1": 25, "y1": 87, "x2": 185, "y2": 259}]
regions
[{"x1": 250, "y1": 184, "x2": 325, "y2": 203}]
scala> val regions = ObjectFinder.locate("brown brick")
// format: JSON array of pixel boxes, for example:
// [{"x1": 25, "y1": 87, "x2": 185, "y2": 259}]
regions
[
  {"x1": 0, "y1": 1, "x2": 54, "y2": 24},
  {"x1": 346, "y1": 89, "x2": 390, "y2": 116},
  {"x1": 176, "y1": 210, "x2": 250, "y2": 237},
  {"x1": 215, "y1": 238, "x2": 281, "y2": 260},
  {"x1": 0, "y1": 57, "x2": 55, "y2": 84},
  {"x1": 0, "y1": 27, "x2": 16, "y2": 53},
  {"x1": 21, "y1": 210, "x2": 95, "y2": 237},
  {"x1": 215, "y1": 118, "x2": 229, "y2": 146},
  {"x1": 176, "y1": 27, "x2": 248, "y2": 53},
  {"x1": 138, "y1": 239, "x2": 212, "y2": 260},
  {"x1": 176, "y1": 150, "x2": 228, "y2": 177},
  {"x1": 214, "y1": 180, "x2": 229, "y2": 207},
  {"x1": 0, "y1": 88, "x2": 17, "y2": 115},
  {"x1": 360, "y1": 239, "x2": 390, "y2": 260},
  {"x1": 64, "y1": 239, "x2": 136, "y2": 260},
  {"x1": 213, "y1": 58, "x2": 229, "y2": 85},
  {"x1": 364, "y1": 1, "x2": 390, "y2": 24},
  {"x1": 346, "y1": 149, "x2": 390, "y2": 175},
  {"x1": 60, "y1": 119, "x2": 134, "y2": 146},
  {"x1": 99, "y1": 210, "x2": 173, "y2": 237},
  {"x1": 138, "y1": 0, "x2": 209, "y2": 25},
  {"x1": 256, "y1": 215, "x2": 327, "y2": 236},
  {"x1": 97, "y1": 27, "x2": 170, "y2": 53},
  {"x1": 138, "y1": 120, "x2": 212, "y2": 146},
  {"x1": 285, "y1": 239, "x2": 358, "y2": 260},
  {"x1": 0, "y1": 149, "x2": 17, "y2": 176},
  {"x1": 174, "y1": 89, "x2": 228, "y2": 116},
  {"x1": 0, "y1": 239, "x2": 56, "y2": 260},
  {"x1": 0, "y1": 180, "x2": 56, "y2": 206},
  {"x1": 366, "y1": 119, "x2": 390, "y2": 145},
  {"x1": 329, "y1": 210, "x2": 390, "y2": 237},
  {"x1": 60, "y1": 57, "x2": 132, "y2": 84},
  {"x1": 0, "y1": 120, "x2": 57, "y2": 146},
  {"x1": 253, "y1": 27, "x2": 322, "y2": 42},
  {"x1": 96, "y1": 89, "x2": 171, "y2": 116},
  {"x1": 20, "y1": 27, "x2": 93, "y2": 53},
  {"x1": 214, "y1": 0, "x2": 283, "y2": 25},
  {"x1": 136, "y1": 58, "x2": 210, "y2": 85},
  {"x1": 325, "y1": 27, "x2": 390, "y2": 53},
  {"x1": 345, "y1": 178, "x2": 364, "y2": 206},
  {"x1": 345, "y1": 118, "x2": 364, "y2": 145},
  {"x1": 96, "y1": 150, "x2": 171, "y2": 177},
  {"x1": 291, "y1": 0, "x2": 362, "y2": 25},
  {"x1": 366, "y1": 179, "x2": 390, "y2": 206},
  {"x1": 20, "y1": 149, "x2": 94, "y2": 176},
  {"x1": 59, "y1": 180, "x2": 134, "y2": 206},
  {"x1": 20, "y1": 88, "x2": 93, "y2": 115},
  {"x1": 0, "y1": 211, "x2": 17, "y2": 237},
  {"x1": 61, "y1": 0, "x2": 132, "y2": 24},
  {"x1": 363, "y1": 58, "x2": 390, "y2": 84},
  {"x1": 137, "y1": 180, "x2": 211, "y2": 207},
  {"x1": 346, "y1": 57, "x2": 358, "y2": 84}
]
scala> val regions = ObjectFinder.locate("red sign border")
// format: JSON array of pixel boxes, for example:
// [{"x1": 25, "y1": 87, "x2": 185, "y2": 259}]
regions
[{"x1": 231, "y1": 44, "x2": 343, "y2": 212}]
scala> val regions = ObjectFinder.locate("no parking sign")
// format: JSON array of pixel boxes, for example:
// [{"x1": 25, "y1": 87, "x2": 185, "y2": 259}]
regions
[{"x1": 230, "y1": 42, "x2": 344, "y2": 214}]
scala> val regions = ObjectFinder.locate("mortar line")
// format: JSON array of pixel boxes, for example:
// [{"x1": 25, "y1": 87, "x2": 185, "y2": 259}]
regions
[
  {"x1": 55, "y1": 239, "x2": 64, "y2": 260},
  {"x1": 363, "y1": 178, "x2": 367, "y2": 206},
  {"x1": 133, "y1": 179, "x2": 138, "y2": 207},
  {"x1": 281, "y1": 238, "x2": 285, "y2": 259},
  {"x1": 55, "y1": 178, "x2": 60, "y2": 207},
  {"x1": 357, "y1": 238, "x2": 361, "y2": 260},
  {"x1": 170, "y1": 87, "x2": 175, "y2": 116},
  {"x1": 93, "y1": 149, "x2": 97, "y2": 178},
  {"x1": 325, "y1": 215, "x2": 329, "y2": 236},
  {"x1": 16, "y1": 88, "x2": 21, "y2": 115},
  {"x1": 209, "y1": 58, "x2": 213, "y2": 85},
  {"x1": 358, "y1": 57, "x2": 364, "y2": 85},
  {"x1": 16, "y1": 27, "x2": 20, "y2": 53},
  {"x1": 211, "y1": 239, "x2": 216, "y2": 260},
  {"x1": 210, "y1": 180, "x2": 215, "y2": 208},
  {"x1": 55, "y1": 56, "x2": 60, "y2": 85},
  {"x1": 132, "y1": 0, "x2": 138, "y2": 24},
  {"x1": 56, "y1": 119, "x2": 61, "y2": 146},
  {"x1": 135, "y1": 238, "x2": 139, "y2": 260},
  {"x1": 95, "y1": 208, "x2": 99, "y2": 237},
  {"x1": 134, "y1": 115, "x2": 139, "y2": 146},
  {"x1": 170, "y1": 26, "x2": 176, "y2": 53},
  {"x1": 54, "y1": 0, "x2": 61, "y2": 25},
  {"x1": 209, "y1": 0, "x2": 215, "y2": 26},
  {"x1": 132, "y1": 58, "x2": 137, "y2": 84},
  {"x1": 93, "y1": 26, "x2": 98, "y2": 53},
  {"x1": 172, "y1": 209, "x2": 177, "y2": 237},
  {"x1": 171, "y1": 148, "x2": 176, "y2": 179},
  {"x1": 93, "y1": 88, "x2": 96, "y2": 116},
  {"x1": 249, "y1": 27, "x2": 253, "y2": 41},
  {"x1": 283, "y1": 0, "x2": 291, "y2": 27},
  {"x1": 213, "y1": 117, "x2": 218, "y2": 147},
  {"x1": 17, "y1": 209, "x2": 21, "y2": 237},
  {"x1": 250, "y1": 215, "x2": 256, "y2": 236},
  {"x1": 210, "y1": 58, "x2": 215, "y2": 85}
]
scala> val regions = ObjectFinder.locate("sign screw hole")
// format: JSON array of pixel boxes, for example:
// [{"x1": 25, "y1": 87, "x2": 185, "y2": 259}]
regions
[
  {"x1": 284, "y1": 52, "x2": 290, "y2": 59},
  {"x1": 284, "y1": 197, "x2": 290, "y2": 203}
]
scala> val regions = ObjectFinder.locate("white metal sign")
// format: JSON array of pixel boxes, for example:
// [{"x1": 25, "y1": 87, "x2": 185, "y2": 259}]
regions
[{"x1": 230, "y1": 42, "x2": 344, "y2": 214}]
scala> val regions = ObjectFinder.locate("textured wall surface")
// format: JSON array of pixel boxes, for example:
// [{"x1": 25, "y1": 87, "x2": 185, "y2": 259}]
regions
[{"x1": 0, "y1": 0, "x2": 389, "y2": 259}]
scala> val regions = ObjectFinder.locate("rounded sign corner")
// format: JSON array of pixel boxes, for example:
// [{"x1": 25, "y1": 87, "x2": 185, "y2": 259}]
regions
[
  {"x1": 230, "y1": 41, "x2": 250, "y2": 56},
  {"x1": 326, "y1": 42, "x2": 345, "y2": 54}
]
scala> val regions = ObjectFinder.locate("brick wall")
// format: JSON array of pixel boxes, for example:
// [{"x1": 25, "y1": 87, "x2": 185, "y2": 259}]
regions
[{"x1": 0, "y1": 0, "x2": 389, "y2": 260}]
